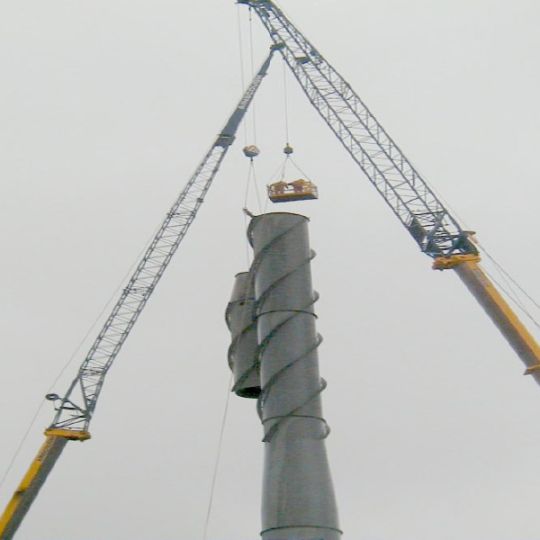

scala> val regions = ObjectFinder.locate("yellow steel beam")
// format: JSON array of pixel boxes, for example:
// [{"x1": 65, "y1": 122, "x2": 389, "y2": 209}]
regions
[
  {"x1": 0, "y1": 430, "x2": 89, "y2": 540},
  {"x1": 433, "y1": 255, "x2": 540, "y2": 381}
]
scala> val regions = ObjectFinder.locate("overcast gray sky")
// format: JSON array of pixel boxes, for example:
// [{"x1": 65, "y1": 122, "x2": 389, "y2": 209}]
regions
[{"x1": 1, "y1": 1, "x2": 540, "y2": 539}]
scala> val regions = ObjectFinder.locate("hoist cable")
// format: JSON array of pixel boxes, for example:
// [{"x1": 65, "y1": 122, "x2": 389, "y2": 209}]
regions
[
  {"x1": 479, "y1": 242, "x2": 540, "y2": 313},
  {"x1": 492, "y1": 260, "x2": 529, "y2": 317},
  {"x1": 282, "y1": 60, "x2": 291, "y2": 143},
  {"x1": 429, "y1": 173, "x2": 540, "y2": 317},
  {"x1": 243, "y1": 163, "x2": 252, "y2": 210},
  {"x1": 250, "y1": 161, "x2": 263, "y2": 214},
  {"x1": 202, "y1": 373, "x2": 234, "y2": 540},
  {"x1": 289, "y1": 157, "x2": 313, "y2": 181},
  {"x1": 236, "y1": 5, "x2": 248, "y2": 146},
  {"x1": 400, "y1": 162, "x2": 540, "y2": 344},
  {"x1": 266, "y1": 159, "x2": 287, "y2": 184},
  {"x1": 248, "y1": 9, "x2": 258, "y2": 145},
  {"x1": 0, "y1": 404, "x2": 44, "y2": 495},
  {"x1": 243, "y1": 158, "x2": 263, "y2": 217},
  {"x1": 280, "y1": 156, "x2": 289, "y2": 181},
  {"x1": 420, "y1": 164, "x2": 540, "y2": 323},
  {"x1": 0, "y1": 224, "x2": 160, "y2": 493},
  {"x1": 204, "y1": 248, "x2": 260, "y2": 540},
  {"x1": 243, "y1": 165, "x2": 254, "y2": 265},
  {"x1": 482, "y1": 268, "x2": 540, "y2": 334}
]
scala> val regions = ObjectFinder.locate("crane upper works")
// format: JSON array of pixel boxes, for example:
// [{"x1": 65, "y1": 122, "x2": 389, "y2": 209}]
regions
[{"x1": 1, "y1": 1, "x2": 539, "y2": 538}]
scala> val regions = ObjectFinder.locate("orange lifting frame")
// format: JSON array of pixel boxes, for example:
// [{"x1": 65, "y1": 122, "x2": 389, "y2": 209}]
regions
[{"x1": 268, "y1": 179, "x2": 319, "y2": 203}]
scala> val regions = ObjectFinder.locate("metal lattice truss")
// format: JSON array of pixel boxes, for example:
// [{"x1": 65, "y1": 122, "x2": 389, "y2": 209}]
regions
[
  {"x1": 241, "y1": 0, "x2": 476, "y2": 258},
  {"x1": 51, "y1": 52, "x2": 275, "y2": 431},
  {"x1": 52, "y1": 146, "x2": 226, "y2": 430}
]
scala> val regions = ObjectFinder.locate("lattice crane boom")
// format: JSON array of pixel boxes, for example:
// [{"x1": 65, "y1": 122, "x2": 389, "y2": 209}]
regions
[
  {"x1": 0, "y1": 49, "x2": 275, "y2": 540},
  {"x1": 3, "y1": 2, "x2": 540, "y2": 537},
  {"x1": 240, "y1": 0, "x2": 540, "y2": 383},
  {"x1": 52, "y1": 48, "x2": 274, "y2": 433},
  {"x1": 238, "y1": 0, "x2": 477, "y2": 259}
]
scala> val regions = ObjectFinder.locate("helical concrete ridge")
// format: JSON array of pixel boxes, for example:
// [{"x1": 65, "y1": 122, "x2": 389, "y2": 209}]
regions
[
  {"x1": 248, "y1": 212, "x2": 341, "y2": 540},
  {"x1": 226, "y1": 272, "x2": 261, "y2": 398}
]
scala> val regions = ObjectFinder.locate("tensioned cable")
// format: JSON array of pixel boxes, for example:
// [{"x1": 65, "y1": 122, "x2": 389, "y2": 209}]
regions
[
  {"x1": 482, "y1": 261, "x2": 540, "y2": 332},
  {"x1": 260, "y1": 159, "x2": 288, "y2": 214},
  {"x1": 202, "y1": 373, "x2": 234, "y2": 540},
  {"x1": 243, "y1": 157, "x2": 263, "y2": 216},
  {"x1": 491, "y1": 257, "x2": 529, "y2": 317},
  {"x1": 236, "y1": 5, "x2": 248, "y2": 146},
  {"x1": 479, "y1": 242, "x2": 540, "y2": 312},
  {"x1": 243, "y1": 165, "x2": 254, "y2": 265},
  {"x1": 0, "y1": 221, "x2": 162, "y2": 493},
  {"x1": 204, "y1": 263, "x2": 258, "y2": 540},
  {"x1": 250, "y1": 161, "x2": 263, "y2": 214},
  {"x1": 0, "y1": 403, "x2": 44, "y2": 495},
  {"x1": 268, "y1": 158, "x2": 288, "y2": 183},
  {"x1": 248, "y1": 9, "x2": 258, "y2": 145},
  {"x1": 289, "y1": 157, "x2": 313, "y2": 181},
  {"x1": 282, "y1": 60, "x2": 291, "y2": 144},
  {"x1": 482, "y1": 268, "x2": 540, "y2": 333},
  {"x1": 409, "y1": 163, "x2": 540, "y2": 324}
]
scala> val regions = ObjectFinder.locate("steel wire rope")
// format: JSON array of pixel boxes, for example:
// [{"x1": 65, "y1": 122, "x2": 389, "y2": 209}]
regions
[
  {"x1": 432, "y1": 179, "x2": 540, "y2": 329},
  {"x1": 282, "y1": 59, "x2": 291, "y2": 144},
  {"x1": 261, "y1": 158, "x2": 289, "y2": 214},
  {"x1": 248, "y1": 8, "x2": 258, "y2": 146},
  {"x1": 488, "y1": 256, "x2": 531, "y2": 318},
  {"x1": 202, "y1": 372, "x2": 234, "y2": 540},
  {"x1": 0, "y1": 221, "x2": 162, "y2": 494},
  {"x1": 203, "y1": 238, "x2": 259, "y2": 540},
  {"x1": 410, "y1": 162, "x2": 540, "y2": 329},
  {"x1": 243, "y1": 169, "x2": 254, "y2": 265},
  {"x1": 478, "y1": 242, "x2": 540, "y2": 313},
  {"x1": 236, "y1": 5, "x2": 248, "y2": 146},
  {"x1": 482, "y1": 268, "x2": 540, "y2": 334},
  {"x1": 250, "y1": 161, "x2": 263, "y2": 214},
  {"x1": 289, "y1": 156, "x2": 314, "y2": 181},
  {"x1": 203, "y1": 167, "x2": 268, "y2": 539},
  {"x1": 242, "y1": 157, "x2": 264, "y2": 218}
]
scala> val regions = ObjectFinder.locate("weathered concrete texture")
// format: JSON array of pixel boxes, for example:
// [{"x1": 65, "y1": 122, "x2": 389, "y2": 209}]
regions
[{"x1": 249, "y1": 212, "x2": 341, "y2": 540}]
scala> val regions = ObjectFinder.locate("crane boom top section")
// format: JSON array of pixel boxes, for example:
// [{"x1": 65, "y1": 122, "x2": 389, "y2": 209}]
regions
[
  {"x1": 240, "y1": 0, "x2": 540, "y2": 384},
  {"x1": 49, "y1": 49, "x2": 275, "y2": 433},
  {"x1": 238, "y1": 0, "x2": 477, "y2": 258}
]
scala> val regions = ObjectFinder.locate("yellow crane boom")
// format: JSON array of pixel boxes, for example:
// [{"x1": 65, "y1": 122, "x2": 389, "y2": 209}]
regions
[
  {"x1": 0, "y1": 430, "x2": 89, "y2": 539},
  {"x1": 434, "y1": 254, "x2": 540, "y2": 380}
]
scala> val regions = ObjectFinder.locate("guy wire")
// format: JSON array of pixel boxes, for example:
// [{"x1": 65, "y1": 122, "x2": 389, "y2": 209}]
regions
[{"x1": 236, "y1": 5, "x2": 248, "y2": 146}]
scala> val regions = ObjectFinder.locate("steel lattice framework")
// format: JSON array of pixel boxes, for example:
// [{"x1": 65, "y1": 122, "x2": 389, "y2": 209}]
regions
[
  {"x1": 239, "y1": 0, "x2": 477, "y2": 258},
  {"x1": 52, "y1": 146, "x2": 226, "y2": 430},
  {"x1": 50, "y1": 51, "x2": 275, "y2": 432}
]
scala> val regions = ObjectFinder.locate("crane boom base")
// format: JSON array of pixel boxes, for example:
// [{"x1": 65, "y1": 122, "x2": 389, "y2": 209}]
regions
[
  {"x1": 440, "y1": 257, "x2": 540, "y2": 383},
  {"x1": 0, "y1": 430, "x2": 88, "y2": 540}
]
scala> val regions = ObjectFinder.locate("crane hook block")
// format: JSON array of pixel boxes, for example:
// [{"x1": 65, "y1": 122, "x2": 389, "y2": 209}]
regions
[
  {"x1": 283, "y1": 143, "x2": 294, "y2": 155},
  {"x1": 243, "y1": 145, "x2": 260, "y2": 159},
  {"x1": 268, "y1": 179, "x2": 318, "y2": 203}
]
